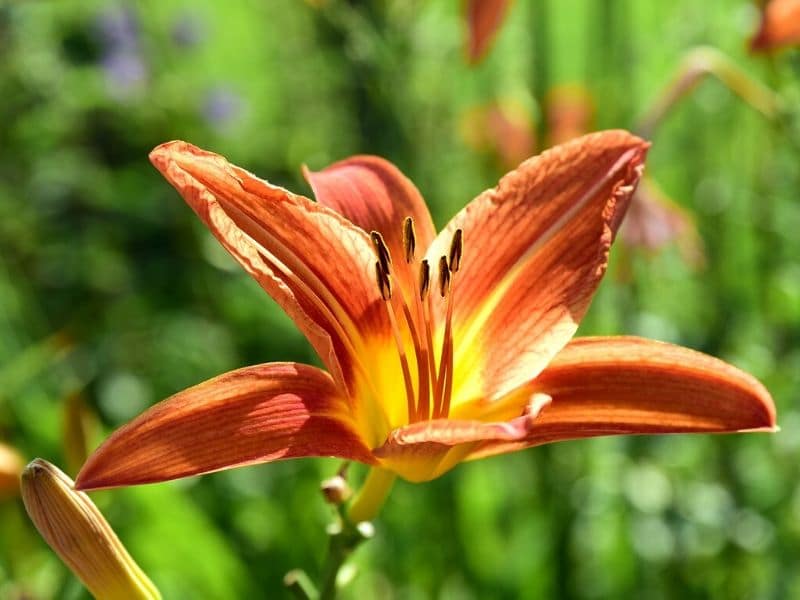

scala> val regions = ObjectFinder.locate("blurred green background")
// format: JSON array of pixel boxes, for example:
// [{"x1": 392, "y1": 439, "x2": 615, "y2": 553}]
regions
[{"x1": 1, "y1": 0, "x2": 799, "y2": 598}]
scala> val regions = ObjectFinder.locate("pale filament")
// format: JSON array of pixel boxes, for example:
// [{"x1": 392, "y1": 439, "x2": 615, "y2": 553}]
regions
[{"x1": 371, "y1": 220, "x2": 462, "y2": 424}]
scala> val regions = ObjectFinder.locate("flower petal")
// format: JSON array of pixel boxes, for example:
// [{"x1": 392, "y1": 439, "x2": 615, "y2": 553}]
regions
[
  {"x1": 467, "y1": 336, "x2": 777, "y2": 461},
  {"x1": 427, "y1": 131, "x2": 648, "y2": 403},
  {"x1": 750, "y1": 0, "x2": 800, "y2": 51},
  {"x1": 465, "y1": 0, "x2": 513, "y2": 64},
  {"x1": 150, "y1": 141, "x2": 389, "y2": 394},
  {"x1": 303, "y1": 156, "x2": 436, "y2": 303},
  {"x1": 75, "y1": 363, "x2": 375, "y2": 490},
  {"x1": 374, "y1": 394, "x2": 551, "y2": 482}
]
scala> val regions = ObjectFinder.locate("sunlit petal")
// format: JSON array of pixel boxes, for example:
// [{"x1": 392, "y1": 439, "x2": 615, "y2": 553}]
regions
[
  {"x1": 75, "y1": 363, "x2": 375, "y2": 490},
  {"x1": 304, "y1": 155, "x2": 436, "y2": 303},
  {"x1": 467, "y1": 337, "x2": 777, "y2": 461},
  {"x1": 150, "y1": 142, "x2": 389, "y2": 394},
  {"x1": 427, "y1": 131, "x2": 648, "y2": 404}
]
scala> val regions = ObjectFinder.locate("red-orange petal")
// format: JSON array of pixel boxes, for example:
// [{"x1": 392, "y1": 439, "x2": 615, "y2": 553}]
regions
[
  {"x1": 75, "y1": 363, "x2": 375, "y2": 490},
  {"x1": 428, "y1": 131, "x2": 648, "y2": 402},
  {"x1": 465, "y1": 0, "x2": 513, "y2": 64},
  {"x1": 467, "y1": 336, "x2": 777, "y2": 461},
  {"x1": 374, "y1": 394, "x2": 551, "y2": 482},
  {"x1": 303, "y1": 155, "x2": 436, "y2": 304},
  {"x1": 150, "y1": 141, "x2": 389, "y2": 394},
  {"x1": 750, "y1": 0, "x2": 800, "y2": 51}
]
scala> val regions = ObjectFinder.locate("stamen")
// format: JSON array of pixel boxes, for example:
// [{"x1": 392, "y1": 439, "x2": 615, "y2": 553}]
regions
[
  {"x1": 413, "y1": 259, "x2": 437, "y2": 420},
  {"x1": 431, "y1": 257, "x2": 450, "y2": 416},
  {"x1": 374, "y1": 262, "x2": 392, "y2": 301},
  {"x1": 377, "y1": 261, "x2": 417, "y2": 423},
  {"x1": 441, "y1": 233, "x2": 462, "y2": 415},
  {"x1": 440, "y1": 299, "x2": 455, "y2": 418},
  {"x1": 370, "y1": 231, "x2": 392, "y2": 275},
  {"x1": 448, "y1": 229, "x2": 463, "y2": 272},
  {"x1": 434, "y1": 289, "x2": 455, "y2": 418},
  {"x1": 419, "y1": 259, "x2": 430, "y2": 301},
  {"x1": 438, "y1": 256, "x2": 450, "y2": 297},
  {"x1": 435, "y1": 228, "x2": 460, "y2": 418},
  {"x1": 400, "y1": 302, "x2": 429, "y2": 421},
  {"x1": 402, "y1": 217, "x2": 416, "y2": 263}
]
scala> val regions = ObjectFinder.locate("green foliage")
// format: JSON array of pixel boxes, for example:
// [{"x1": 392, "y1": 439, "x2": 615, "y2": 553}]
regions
[{"x1": 1, "y1": 0, "x2": 798, "y2": 598}]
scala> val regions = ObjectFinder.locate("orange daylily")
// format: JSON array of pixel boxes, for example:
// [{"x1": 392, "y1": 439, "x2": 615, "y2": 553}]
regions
[
  {"x1": 465, "y1": 0, "x2": 513, "y2": 63},
  {"x1": 0, "y1": 442, "x2": 24, "y2": 499},
  {"x1": 460, "y1": 99, "x2": 537, "y2": 170},
  {"x1": 750, "y1": 0, "x2": 800, "y2": 51},
  {"x1": 75, "y1": 131, "x2": 775, "y2": 504},
  {"x1": 620, "y1": 178, "x2": 705, "y2": 269}
]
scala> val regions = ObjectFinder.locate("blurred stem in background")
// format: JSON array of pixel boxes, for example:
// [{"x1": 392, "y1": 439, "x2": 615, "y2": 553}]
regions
[
  {"x1": 635, "y1": 46, "x2": 782, "y2": 138},
  {"x1": 530, "y1": 0, "x2": 550, "y2": 143}
]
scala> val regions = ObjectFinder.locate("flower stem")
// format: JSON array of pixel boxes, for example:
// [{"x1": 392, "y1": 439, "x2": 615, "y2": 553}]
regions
[
  {"x1": 636, "y1": 46, "x2": 782, "y2": 138},
  {"x1": 285, "y1": 467, "x2": 395, "y2": 599},
  {"x1": 318, "y1": 520, "x2": 372, "y2": 600},
  {"x1": 347, "y1": 467, "x2": 396, "y2": 524}
]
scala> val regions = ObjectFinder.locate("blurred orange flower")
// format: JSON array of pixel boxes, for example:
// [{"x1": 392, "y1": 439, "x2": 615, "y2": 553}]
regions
[
  {"x1": 75, "y1": 132, "x2": 774, "y2": 502},
  {"x1": 546, "y1": 84, "x2": 595, "y2": 147},
  {"x1": 750, "y1": 0, "x2": 800, "y2": 51},
  {"x1": 465, "y1": 0, "x2": 513, "y2": 63},
  {"x1": 619, "y1": 178, "x2": 705, "y2": 269},
  {"x1": 460, "y1": 99, "x2": 537, "y2": 169},
  {"x1": 0, "y1": 442, "x2": 24, "y2": 499}
]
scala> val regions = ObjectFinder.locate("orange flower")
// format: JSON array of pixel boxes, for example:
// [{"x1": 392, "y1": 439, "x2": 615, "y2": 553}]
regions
[
  {"x1": 750, "y1": 0, "x2": 800, "y2": 51},
  {"x1": 0, "y1": 442, "x2": 24, "y2": 499},
  {"x1": 75, "y1": 131, "x2": 775, "y2": 516},
  {"x1": 465, "y1": 0, "x2": 513, "y2": 63},
  {"x1": 460, "y1": 99, "x2": 537, "y2": 170},
  {"x1": 619, "y1": 178, "x2": 705, "y2": 269}
]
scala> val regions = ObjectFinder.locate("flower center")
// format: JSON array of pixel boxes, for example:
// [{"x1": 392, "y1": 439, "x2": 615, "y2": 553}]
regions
[{"x1": 371, "y1": 218, "x2": 463, "y2": 424}]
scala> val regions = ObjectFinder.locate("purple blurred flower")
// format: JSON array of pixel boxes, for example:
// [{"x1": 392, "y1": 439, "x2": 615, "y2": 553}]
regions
[
  {"x1": 94, "y1": 7, "x2": 147, "y2": 97},
  {"x1": 170, "y1": 12, "x2": 205, "y2": 49},
  {"x1": 101, "y1": 52, "x2": 147, "y2": 92},
  {"x1": 96, "y1": 7, "x2": 139, "y2": 54},
  {"x1": 203, "y1": 86, "x2": 245, "y2": 130}
]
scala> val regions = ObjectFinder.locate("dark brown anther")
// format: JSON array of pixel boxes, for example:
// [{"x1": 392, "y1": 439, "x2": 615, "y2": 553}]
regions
[
  {"x1": 370, "y1": 231, "x2": 392, "y2": 275},
  {"x1": 419, "y1": 259, "x2": 430, "y2": 300},
  {"x1": 375, "y1": 262, "x2": 392, "y2": 301},
  {"x1": 438, "y1": 256, "x2": 450, "y2": 297},
  {"x1": 403, "y1": 217, "x2": 416, "y2": 263},
  {"x1": 448, "y1": 229, "x2": 463, "y2": 273}
]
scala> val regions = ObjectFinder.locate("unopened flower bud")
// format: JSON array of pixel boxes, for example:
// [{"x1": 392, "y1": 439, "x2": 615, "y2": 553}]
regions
[
  {"x1": 21, "y1": 459, "x2": 161, "y2": 600},
  {"x1": 320, "y1": 474, "x2": 352, "y2": 505}
]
